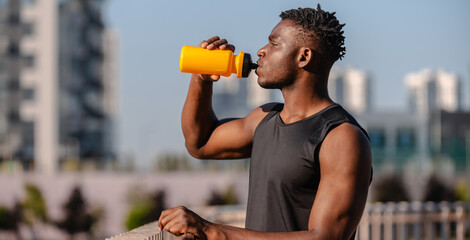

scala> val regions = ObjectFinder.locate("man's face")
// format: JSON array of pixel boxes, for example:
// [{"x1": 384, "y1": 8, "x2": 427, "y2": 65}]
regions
[{"x1": 256, "y1": 20, "x2": 301, "y2": 89}]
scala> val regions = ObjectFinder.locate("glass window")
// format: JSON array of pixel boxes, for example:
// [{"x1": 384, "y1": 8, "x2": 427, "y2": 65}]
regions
[
  {"x1": 21, "y1": 121, "x2": 35, "y2": 159},
  {"x1": 22, "y1": 0, "x2": 35, "y2": 5},
  {"x1": 0, "y1": 19, "x2": 7, "y2": 36},
  {"x1": 368, "y1": 128, "x2": 386, "y2": 149},
  {"x1": 0, "y1": 57, "x2": 5, "y2": 72},
  {"x1": 22, "y1": 88, "x2": 35, "y2": 100},
  {"x1": 22, "y1": 55, "x2": 35, "y2": 68},
  {"x1": 396, "y1": 128, "x2": 415, "y2": 149},
  {"x1": 23, "y1": 22, "x2": 34, "y2": 36}
]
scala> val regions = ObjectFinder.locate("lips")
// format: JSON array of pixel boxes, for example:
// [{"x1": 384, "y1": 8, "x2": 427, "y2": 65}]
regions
[{"x1": 255, "y1": 62, "x2": 261, "y2": 76}]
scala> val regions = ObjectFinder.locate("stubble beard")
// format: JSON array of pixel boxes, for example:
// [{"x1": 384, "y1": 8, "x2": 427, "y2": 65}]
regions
[
  {"x1": 259, "y1": 78, "x2": 295, "y2": 90},
  {"x1": 258, "y1": 70, "x2": 297, "y2": 90}
]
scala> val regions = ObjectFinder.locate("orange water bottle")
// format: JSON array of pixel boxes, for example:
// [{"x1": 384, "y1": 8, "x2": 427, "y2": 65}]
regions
[{"x1": 179, "y1": 46, "x2": 258, "y2": 78}]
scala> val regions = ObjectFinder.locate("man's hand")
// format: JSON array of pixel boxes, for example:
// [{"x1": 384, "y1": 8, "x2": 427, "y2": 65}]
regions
[
  {"x1": 198, "y1": 36, "x2": 235, "y2": 82},
  {"x1": 158, "y1": 206, "x2": 211, "y2": 240}
]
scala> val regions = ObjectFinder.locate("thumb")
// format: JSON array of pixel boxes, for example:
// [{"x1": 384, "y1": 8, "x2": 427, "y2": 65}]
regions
[{"x1": 179, "y1": 232, "x2": 197, "y2": 240}]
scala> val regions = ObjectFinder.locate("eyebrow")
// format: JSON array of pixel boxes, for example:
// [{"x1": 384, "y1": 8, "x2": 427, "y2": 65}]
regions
[{"x1": 269, "y1": 34, "x2": 280, "y2": 41}]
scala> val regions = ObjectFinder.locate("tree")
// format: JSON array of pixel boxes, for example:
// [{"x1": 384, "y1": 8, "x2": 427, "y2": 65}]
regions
[
  {"x1": 22, "y1": 184, "x2": 47, "y2": 240},
  {"x1": 155, "y1": 153, "x2": 191, "y2": 171},
  {"x1": 454, "y1": 180, "x2": 469, "y2": 201},
  {"x1": 125, "y1": 189, "x2": 167, "y2": 230},
  {"x1": 55, "y1": 186, "x2": 100, "y2": 239},
  {"x1": 0, "y1": 202, "x2": 22, "y2": 237},
  {"x1": 207, "y1": 185, "x2": 239, "y2": 206},
  {"x1": 372, "y1": 174, "x2": 410, "y2": 202},
  {"x1": 423, "y1": 174, "x2": 457, "y2": 202},
  {"x1": 22, "y1": 184, "x2": 47, "y2": 224}
]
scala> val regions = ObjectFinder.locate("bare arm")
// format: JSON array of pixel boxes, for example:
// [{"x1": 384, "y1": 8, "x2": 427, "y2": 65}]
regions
[
  {"x1": 159, "y1": 123, "x2": 372, "y2": 240},
  {"x1": 182, "y1": 36, "x2": 270, "y2": 160}
]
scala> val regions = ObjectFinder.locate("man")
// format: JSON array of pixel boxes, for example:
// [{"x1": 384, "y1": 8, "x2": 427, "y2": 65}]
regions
[{"x1": 159, "y1": 5, "x2": 372, "y2": 240}]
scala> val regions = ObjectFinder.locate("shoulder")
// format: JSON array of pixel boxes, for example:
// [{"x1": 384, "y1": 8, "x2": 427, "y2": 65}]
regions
[
  {"x1": 247, "y1": 102, "x2": 283, "y2": 119},
  {"x1": 322, "y1": 123, "x2": 370, "y2": 153},
  {"x1": 319, "y1": 123, "x2": 371, "y2": 170},
  {"x1": 328, "y1": 123, "x2": 368, "y2": 141},
  {"x1": 244, "y1": 102, "x2": 283, "y2": 134}
]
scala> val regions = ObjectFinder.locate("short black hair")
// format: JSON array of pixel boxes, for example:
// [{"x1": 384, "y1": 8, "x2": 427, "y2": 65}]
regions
[{"x1": 280, "y1": 4, "x2": 346, "y2": 61}]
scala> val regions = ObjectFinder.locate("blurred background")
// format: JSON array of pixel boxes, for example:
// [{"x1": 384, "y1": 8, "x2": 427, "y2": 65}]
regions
[{"x1": 0, "y1": 0, "x2": 469, "y2": 239}]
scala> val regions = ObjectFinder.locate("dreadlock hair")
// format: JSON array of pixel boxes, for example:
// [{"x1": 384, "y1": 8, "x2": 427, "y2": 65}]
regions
[{"x1": 280, "y1": 4, "x2": 346, "y2": 62}]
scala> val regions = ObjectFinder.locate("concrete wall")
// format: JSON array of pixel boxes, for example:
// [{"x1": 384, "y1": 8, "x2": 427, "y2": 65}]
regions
[{"x1": 0, "y1": 172, "x2": 249, "y2": 238}]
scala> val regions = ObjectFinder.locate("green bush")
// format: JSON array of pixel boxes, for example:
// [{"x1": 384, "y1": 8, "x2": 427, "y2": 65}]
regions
[
  {"x1": 423, "y1": 174, "x2": 457, "y2": 202},
  {"x1": 0, "y1": 203, "x2": 21, "y2": 232},
  {"x1": 207, "y1": 185, "x2": 239, "y2": 206},
  {"x1": 22, "y1": 183, "x2": 47, "y2": 225},
  {"x1": 55, "y1": 186, "x2": 100, "y2": 237},
  {"x1": 372, "y1": 174, "x2": 410, "y2": 202},
  {"x1": 125, "y1": 202, "x2": 153, "y2": 230},
  {"x1": 0, "y1": 206, "x2": 12, "y2": 229},
  {"x1": 454, "y1": 180, "x2": 469, "y2": 201},
  {"x1": 125, "y1": 189, "x2": 166, "y2": 231}
]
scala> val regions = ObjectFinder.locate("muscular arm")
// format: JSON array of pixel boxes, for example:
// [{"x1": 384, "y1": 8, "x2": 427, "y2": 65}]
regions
[
  {"x1": 181, "y1": 37, "x2": 269, "y2": 159},
  {"x1": 159, "y1": 123, "x2": 372, "y2": 240}
]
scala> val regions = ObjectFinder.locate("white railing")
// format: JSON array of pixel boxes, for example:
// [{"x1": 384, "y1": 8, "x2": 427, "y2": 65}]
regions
[
  {"x1": 106, "y1": 202, "x2": 470, "y2": 240},
  {"x1": 357, "y1": 201, "x2": 469, "y2": 240}
]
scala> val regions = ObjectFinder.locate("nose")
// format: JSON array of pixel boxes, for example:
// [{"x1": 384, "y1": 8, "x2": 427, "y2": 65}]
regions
[{"x1": 257, "y1": 45, "x2": 266, "y2": 58}]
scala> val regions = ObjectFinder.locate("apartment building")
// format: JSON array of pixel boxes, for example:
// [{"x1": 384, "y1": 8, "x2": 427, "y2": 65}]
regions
[{"x1": 0, "y1": 0, "x2": 117, "y2": 174}]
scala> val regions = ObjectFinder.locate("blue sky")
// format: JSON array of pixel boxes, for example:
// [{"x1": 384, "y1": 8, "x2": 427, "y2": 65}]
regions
[{"x1": 106, "y1": 0, "x2": 470, "y2": 169}]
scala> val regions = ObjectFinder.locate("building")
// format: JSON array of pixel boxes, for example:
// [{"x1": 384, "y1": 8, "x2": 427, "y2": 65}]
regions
[
  {"x1": 329, "y1": 66, "x2": 371, "y2": 114},
  {"x1": 356, "y1": 112, "x2": 429, "y2": 173},
  {"x1": 354, "y1": 68, "x2": 467, "y2": 174},
  {"x1": 213, "y1": 71, "x2": 273, "y2": 118},
  {"x1": 429, "y1": 110, "x2": 470, "y2": 172},
  {"x1": 405, "y1": 69, "x2": 461, "y2": 114},
  {"x1": 0, "y1": 0, "x2": 117, "y2": 174}
]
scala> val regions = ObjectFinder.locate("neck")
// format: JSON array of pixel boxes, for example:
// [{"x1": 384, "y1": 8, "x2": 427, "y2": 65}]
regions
[{"x1": 279, "y1": 71, "x2": 333, "y2": 124}]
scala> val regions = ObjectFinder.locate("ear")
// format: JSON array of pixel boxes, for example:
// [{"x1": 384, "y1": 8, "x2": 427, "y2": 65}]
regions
[{"x1": 297, "y1": 47, "x2": 313, "y2": 68}]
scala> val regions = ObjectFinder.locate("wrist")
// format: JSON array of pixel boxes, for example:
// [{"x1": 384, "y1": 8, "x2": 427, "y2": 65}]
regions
[{"x1": 204, "y1": 222, "x2": 227, "y2": 240}]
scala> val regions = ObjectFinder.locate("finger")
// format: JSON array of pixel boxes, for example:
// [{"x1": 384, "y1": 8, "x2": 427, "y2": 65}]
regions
[
  {"x1": 179, "y1": 233, "x2": 197, "y2": 240},
  {"x1": 164, "y1": 218, "x2": 184, "y2": 236},
  {"x1": 210, "y1": 75, "x2": 220, "y2": 81},
  {"x1": 199, "y1": 74, "x2": 220, "y2": 82},
  {"x1": 158, "y1": 207, "x2": 182, "y2": 230},
  {"x1": 200, "y1": 36, "x2": 220, "y2": 48},
  {"x1": 206, "y1": 36, "x2": 220, "y2": 44},
  {"x1": 219, "y1": 44, "x2": 235, "y2": 52},
  {"x1": 206, "y1": 39, "x2": 228, "y2": 50},
  {"x1": 158, "y1": 209, "x2": 171, "y2": 230}
]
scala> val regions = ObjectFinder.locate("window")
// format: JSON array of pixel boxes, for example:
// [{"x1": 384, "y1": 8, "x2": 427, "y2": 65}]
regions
[
  {"x1": 0, "y1": 58, "x2": 5, "y2": 72},
  {"x1": 22, "y1": 22, "x2": 34, "y2": 36},
  {"x1": 21, "y1": 121, "x2": 35, "y2": 160},
  {"x1": 22, "y1": 88, "x2": 35, "y2": 100},
  {"x1": 22, "y1": 55, "x2": 35, "y2": 69},
  {"x1": 0, "y1": 87, "x2": 5, "y2": 102},
  {"x1": 396, "y1": 128, "x2": 415, "y2": 149},
  {"x1": 0, "y1": 20, "x2": 7, "y2": 36},
  {"x1": 22, "y1": 0, "x2": 35, "y2": 6},
  {"x1": 368, "y1": 128, "x2": 386, "y2": 149}
]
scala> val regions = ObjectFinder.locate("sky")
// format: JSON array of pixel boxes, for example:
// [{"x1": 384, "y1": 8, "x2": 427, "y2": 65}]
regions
[{"x1": 106, "y1": 0, "x2": 470, "y2": 170}]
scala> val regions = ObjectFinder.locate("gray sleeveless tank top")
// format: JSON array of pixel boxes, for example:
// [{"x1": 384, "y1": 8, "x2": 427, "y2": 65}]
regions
[{"x1": 245, "y1": 103, "x2": 368, "y2": 238}]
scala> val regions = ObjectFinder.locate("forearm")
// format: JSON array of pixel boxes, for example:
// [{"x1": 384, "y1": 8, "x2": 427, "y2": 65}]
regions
[
  {"x1": 206, "y1": 223, "x2": 324, "y2": 240},
  {"x1": 181, "y1": 74, "x2": 218, "y2": 156}
]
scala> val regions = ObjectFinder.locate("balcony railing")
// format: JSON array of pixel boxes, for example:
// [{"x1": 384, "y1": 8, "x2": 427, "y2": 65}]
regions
[{"x1": 106, "y1": 202, "x2": 470, "y2": 240}]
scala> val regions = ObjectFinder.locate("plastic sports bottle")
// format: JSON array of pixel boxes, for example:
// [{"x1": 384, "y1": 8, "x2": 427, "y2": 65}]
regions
[{"x1": 179, "y1": 46, "x2": 258, "y2": 78}]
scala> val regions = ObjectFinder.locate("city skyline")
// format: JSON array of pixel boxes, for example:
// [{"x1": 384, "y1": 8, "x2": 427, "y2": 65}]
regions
[{"x1": 107, "y1": 0, "x2": 470, "y2": 169}]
